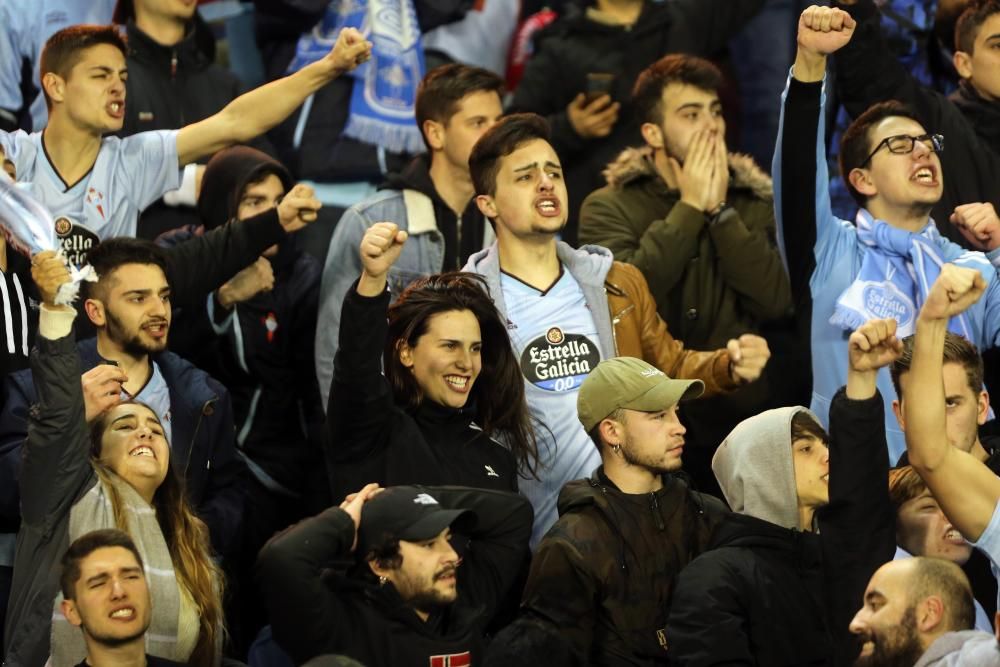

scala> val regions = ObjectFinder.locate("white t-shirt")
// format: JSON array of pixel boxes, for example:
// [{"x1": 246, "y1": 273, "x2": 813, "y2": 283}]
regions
[
  {"x1": 0, "y1": 129, "x2": 181, "y2": 264},
  {"x1": 502, "y1": 268, "x2": 603, "y2": 545}
]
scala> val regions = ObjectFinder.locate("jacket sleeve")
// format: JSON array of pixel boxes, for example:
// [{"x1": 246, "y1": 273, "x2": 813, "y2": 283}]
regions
[
  {"x1": 774, "y1": 75, "x2": 832, "y2": 308},
  {"x1": 823, "y1": 387, "x2": 896, "y2": 663},
  {"x1": 519, "y1": 526, "x2": 600, "y2": 659},
  {"x1": 316, "y1": 205, "x2": 369, "y2": 409},
  {"x1": 665, "y1": 554, "x2": 754, "y2": 666},
  {"x1": 671, "y1": 0, "x2": 766, "y2": 56},
  {"x1": 708, "y1": 202, "x2": 794, "y2": 321},
  {"x1": 0, "y1": 371, "x2": 32, "y2": 525},
  {"x1": 163, "y1": 208, "x2": 286, "y2": 310},
  {"x1": 579, "y1": 191, "x2": 704, "y2": 296},
  {"x1": 256, "y1": 505, "x2": 359, "y2": 664},
  {"x1": 20, "y1": 332, "x2": 97, "y2": 529},
  {"x1": 324, "y1": 285, "x2": 396, "y2": 464},
  {"x1": 618, "y1": 263, "x2": 737, "y2": 396},
  {"x1": 428, "y1": 486, "x2": 533, "y2": 622},
  {"x1": 196, "y1": 383, "x2": 247, "y2": 558}
]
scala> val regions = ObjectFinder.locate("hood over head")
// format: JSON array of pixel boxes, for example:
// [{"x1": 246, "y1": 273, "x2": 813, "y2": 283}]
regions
[
  {"x1": 712, "y1": 406, "x2": 818, "y2": 530},
  {"x1": 197, "y1": 146, "x2": 294, "y2": 230}
]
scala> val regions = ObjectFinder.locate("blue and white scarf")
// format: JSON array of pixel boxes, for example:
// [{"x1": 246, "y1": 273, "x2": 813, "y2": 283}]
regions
[
  {"x1": 286, "y1": 0, "x2": 425, "y2": 154},
  {"x1": 831, "y1": 210, "x2": 988, "y2": 338}
]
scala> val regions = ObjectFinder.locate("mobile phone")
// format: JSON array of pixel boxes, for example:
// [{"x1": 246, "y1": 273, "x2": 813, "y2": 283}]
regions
[{"x1": 584, "y1": 73, "x2": 615, "y2": 104}]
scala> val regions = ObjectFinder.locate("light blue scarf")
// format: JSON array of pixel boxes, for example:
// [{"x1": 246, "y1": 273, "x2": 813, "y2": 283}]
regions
[
  {"x1": 286, "y1": 0, "x2": 425, "y2": 154},
  {"x1": 831, "y1": 210, "x2": 985, "y2": 338}
]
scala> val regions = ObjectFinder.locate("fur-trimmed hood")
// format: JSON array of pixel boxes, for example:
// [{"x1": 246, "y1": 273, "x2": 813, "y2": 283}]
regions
[{"x1": 602, "y1": 146, "x2": 773, "y2": 201}]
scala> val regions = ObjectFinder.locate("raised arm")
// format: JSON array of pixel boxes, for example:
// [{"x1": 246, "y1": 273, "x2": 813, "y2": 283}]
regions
[
  {"x1": 175, "y1": 28, "x2": 371, "y2": 166},
  {"x1": 325, "y1": 223, "x2": 408, "y2": 465},
  {"x1": 775, "y1": 6, "x2": 856, "y2": 302},
  {"x1": 257, "y1": 482, "x2": 382, "y2": 664},
  {"x1": 905, "y1": 265, "x2": 1000, "y2": 540},
  {"x1": 20, "y1": 252, "x2": 93, "y2": 527}
]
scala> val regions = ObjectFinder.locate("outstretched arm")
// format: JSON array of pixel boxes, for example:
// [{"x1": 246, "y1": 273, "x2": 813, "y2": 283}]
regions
[
  {"x1": 176, "y1": 29, "x2": 371, "y2": 166},
  {"x1": 905, "y1": 266, "x2": 1000, "y2": 540}
]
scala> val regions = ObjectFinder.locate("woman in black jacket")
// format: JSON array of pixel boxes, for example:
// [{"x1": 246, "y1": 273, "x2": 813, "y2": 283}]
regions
[{"x1": 325, "y1": 222, "x2": 538, "y2": 500}]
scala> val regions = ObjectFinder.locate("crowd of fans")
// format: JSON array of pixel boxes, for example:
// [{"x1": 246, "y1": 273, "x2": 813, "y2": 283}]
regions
[{"x1": 2, "y1": 0, "x2": 1000, "y2": 665}]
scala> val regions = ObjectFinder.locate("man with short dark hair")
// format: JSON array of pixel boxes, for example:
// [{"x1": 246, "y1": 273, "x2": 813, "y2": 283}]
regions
[
  {"x1": 0, "y1": 232, "x2": 298, "y2": 558},
  {"x1": 257, "y1": 483, "x2": 532, "y2": 665},
  {"x1": 832, "y1": 0, "x2": 1000, "y2": 246},
  {"x1": 0, "y1": 22, "x2": 369, "y2": 265},
  {"x1": 59, "y1": 529, "x2": 184, "y2": 667},
  {"x1": 776, "y1": 5, "x2": 1000, "y2": 462},
  {"x1": 519, "y1": 357, "x2": 727, "y2": 665},
  {"x1": 850, "y1": 557, "x2": 999, "y2": 666},
  {"x1": 463, "y1": 113, "x2": 771, "y2": 541},
  {"x1": 316, "y1": 63, "x2": 504, "y2": 406},
  {"x1": 579, "y1": 52, "x2": 796, "y2": 460}
]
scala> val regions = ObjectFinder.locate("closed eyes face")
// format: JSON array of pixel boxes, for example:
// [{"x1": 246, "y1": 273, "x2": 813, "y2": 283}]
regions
[
  {"x1": 99, "y1": 403, "x2": 170, "y2": 490},
  {"x1": 63, "y1": 546, "x2": 152, "y2": 642}
]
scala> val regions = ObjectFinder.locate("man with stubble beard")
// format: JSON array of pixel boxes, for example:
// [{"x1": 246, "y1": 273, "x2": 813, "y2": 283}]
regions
[{"x1": 0, "y1": 238, "x2": 246, "y2": 560}]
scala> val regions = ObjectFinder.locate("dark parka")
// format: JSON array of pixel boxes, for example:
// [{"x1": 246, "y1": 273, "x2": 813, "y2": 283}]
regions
[
  {"x1": 508, "y1": 0, "x2": 765, "y2": 242},
  {"x1": 832, "y1": 0, "x2": 1000, "y2": 248},
  {"x1": 666, "y1": 389, "x2": 897, "y2": 667},
  {"x1": 579, "y1": 147, "x2": 798, "y2": 450},
  {"x1": 257, "y1": 487, "x2": 533, "y2": 666},
  {"x1": 521, "y1": 468, "x2": 728, "y2": 666}
]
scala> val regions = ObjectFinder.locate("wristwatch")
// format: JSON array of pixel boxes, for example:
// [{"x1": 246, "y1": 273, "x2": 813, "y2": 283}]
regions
[{"x1": 706, "y1": 201, "x2": 732, "y2": 224}]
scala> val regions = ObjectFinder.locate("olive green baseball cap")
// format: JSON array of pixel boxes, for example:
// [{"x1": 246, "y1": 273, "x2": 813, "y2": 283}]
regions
[{"x1": 577, "y1": 357, "x2": 704, "y2": 432}]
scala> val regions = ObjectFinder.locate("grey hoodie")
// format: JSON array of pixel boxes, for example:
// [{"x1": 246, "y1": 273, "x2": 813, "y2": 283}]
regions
[
  {"x1": 914, "y1": 631, "x2": 1000, "y2": 667},
  {"x1": 712, "y1": 406, "x2": 819, "y2": 530}
]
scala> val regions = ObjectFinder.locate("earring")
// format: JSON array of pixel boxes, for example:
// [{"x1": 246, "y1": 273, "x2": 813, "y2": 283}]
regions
[
  {"x1": 379, "y1": 575, "x2": 388, "y2": 586},
  {"x1": 612, "y1": 443, "x2": 622, "y2": 454}
]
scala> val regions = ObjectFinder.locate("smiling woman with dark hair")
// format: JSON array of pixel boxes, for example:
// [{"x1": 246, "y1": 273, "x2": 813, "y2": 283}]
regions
[
  {"x1": 324, "y1": 221, "x2": 538, "y2": 502},
  {"x1": 5, "y1": 252, "x2": 222, "y2": 667}
]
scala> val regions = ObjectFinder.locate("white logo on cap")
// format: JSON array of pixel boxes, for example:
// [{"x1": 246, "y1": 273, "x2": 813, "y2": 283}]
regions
[
  {"x1": 413, "y1": 493, "x2": 439, "y2": 506},
  {"x1": 640, "y1": 368, "x2": 665, "y2": 378}
]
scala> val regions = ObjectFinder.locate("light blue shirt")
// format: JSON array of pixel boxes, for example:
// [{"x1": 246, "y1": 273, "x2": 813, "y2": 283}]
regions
[
  {"x1": 0, "y1": 129, "x2": 181, "y2": 264},
  {"x1": 501, "y1": 269, "x2": 603, "y2": 545},
  {"x1": 129, "y1": 360, "x2": 173, "y2": 446},
  {"x1": 973, "y1": 499, "x2": 1000, "y2": 616}
]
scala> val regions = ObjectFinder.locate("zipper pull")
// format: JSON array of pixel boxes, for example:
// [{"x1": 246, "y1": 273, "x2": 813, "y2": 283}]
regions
[
  {"x1": 170, "y1": 52, "x2": 178, "y2": 79},
  {"x1": 651, "y1": 493, "x2": 665, "y2": 531}
]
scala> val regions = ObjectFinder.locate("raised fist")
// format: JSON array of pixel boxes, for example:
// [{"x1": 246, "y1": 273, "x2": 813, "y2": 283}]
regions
[
  {"x1": 30, "y1": 250, "x2": 71, "y2": 307},
  {"x1": 727, "y1": 334, "x2": 771, "y2": 384},
  {"x1": 848, "y1": 318, "x2": 904, "y2": 373},
  {"x1": 326, "y1": 28, "x2": 372, "y2": 77},
  {"x1": 798, "y1": 5, "x2": 856, "y2": 56},
  {"x1": 278, "y1": 183, "x2": 322, "y2": 233},
  {"x1": 951, "y1": 202, "x2": 1000, "y2": 252},
  {"x1": 920, "y1": 264, "x2": 986, "y2": 322},
  {"x1": 360, "y1": 222, "x2": 408, "y2": 280}
]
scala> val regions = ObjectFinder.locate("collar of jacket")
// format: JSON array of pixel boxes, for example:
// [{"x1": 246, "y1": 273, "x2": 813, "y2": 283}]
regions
[
  {"x1": 949, "y1": 80, "x2": 1000, "y2": 148},
  {"x1": 463, "y1": 240, "x2": 617, "y2": 359},
  {"x1": 380, "y1": 155, "x2": 484, "y2": 227},
  {"x1": 601, "y1": 145, "x2": 773, "y2": 200},
  {"x1": 125, "y1": 17, "x2": 214, "y2": 71}
]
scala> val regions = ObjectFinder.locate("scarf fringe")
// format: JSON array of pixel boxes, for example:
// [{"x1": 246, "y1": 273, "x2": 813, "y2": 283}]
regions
[{"x1": 344, "y1": 115, "x2": 425, "y2": 154}]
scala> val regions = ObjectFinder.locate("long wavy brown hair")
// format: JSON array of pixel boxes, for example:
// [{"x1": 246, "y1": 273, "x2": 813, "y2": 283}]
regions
[
  {"x1": 89, "y1": 402, "x2": 223, "y2": 667},
  {"x1": 385, "y1": 272, "x2": 540, "y2": 477}
]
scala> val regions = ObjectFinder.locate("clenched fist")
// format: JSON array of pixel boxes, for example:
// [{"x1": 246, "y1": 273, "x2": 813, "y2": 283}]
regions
[
  {"x1": 727, "y1": 334, "x2": 771, "y2": 384},
  {"x1": 919, "y1": 264, "x2": 986, "y2": 322},
  {"x1": 848, "y1": 318, "x2": 903, "y2": 373}
]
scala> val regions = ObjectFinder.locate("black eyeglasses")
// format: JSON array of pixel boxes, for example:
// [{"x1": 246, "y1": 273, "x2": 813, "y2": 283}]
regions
[{"x1": 862, "y1": 133, "x2": 944, "y2": 166}]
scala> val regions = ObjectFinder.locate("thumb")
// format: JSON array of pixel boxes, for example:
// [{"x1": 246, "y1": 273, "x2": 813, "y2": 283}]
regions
[
  {"x1": 727, "y1": 338, "x2": 742, "y2": 363},
  {"x1": 394, "y1": 230, "x2": 409, "y2": 245}
]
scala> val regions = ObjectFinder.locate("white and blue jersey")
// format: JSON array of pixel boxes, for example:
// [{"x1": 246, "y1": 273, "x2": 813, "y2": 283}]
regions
[
  {"x1": 502, "y1": 268, "x2": 603, "y2": 545},
  {"x1": 0, "y1": 129, "x2": 181, "y2": 265}
]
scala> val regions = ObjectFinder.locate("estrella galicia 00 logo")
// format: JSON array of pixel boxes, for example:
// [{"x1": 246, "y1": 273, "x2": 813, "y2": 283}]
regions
[{"x1": 520, "y1": 326, "x2": 600, "y2": 392}]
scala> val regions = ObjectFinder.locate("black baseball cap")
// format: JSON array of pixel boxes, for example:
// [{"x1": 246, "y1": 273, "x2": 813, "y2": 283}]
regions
[{"x1": 356, "y1": 487, "x2": 475, "y2": 558}]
